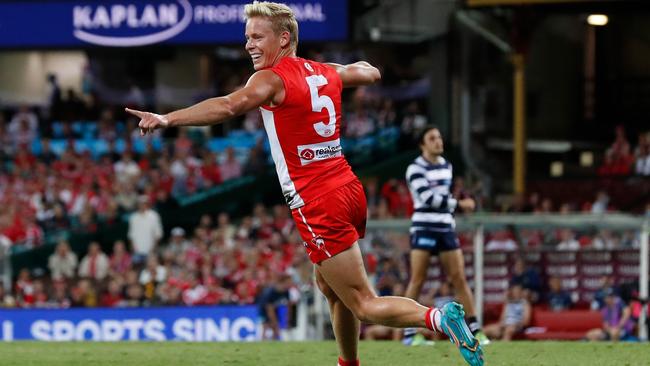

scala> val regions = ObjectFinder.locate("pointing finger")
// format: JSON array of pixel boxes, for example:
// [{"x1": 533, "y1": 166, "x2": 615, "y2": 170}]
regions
[{"x1": 125, "y1": 107, "x2": 146, "y2": 118}]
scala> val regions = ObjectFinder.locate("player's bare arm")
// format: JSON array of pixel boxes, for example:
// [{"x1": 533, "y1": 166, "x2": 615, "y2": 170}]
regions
[
  {"x1": 325, "y1": 61, "x2": 381, "y2": 88},
  {"x1": 125, "y1": 70, "x2": 284, "y2": 135}
]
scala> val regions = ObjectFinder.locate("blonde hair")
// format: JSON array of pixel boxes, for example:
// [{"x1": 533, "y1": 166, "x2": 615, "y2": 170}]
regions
[{"x1": 244, "y1": 1, "x2": 299, "y2": 52}]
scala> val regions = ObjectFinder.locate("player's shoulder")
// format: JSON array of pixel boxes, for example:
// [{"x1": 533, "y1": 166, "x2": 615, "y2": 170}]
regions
[
  {"x1": 247, "y1": 69, "x2": 284, "y2": 87},
  {"x1": 406, "y1": 157, "x2": 427, "y2": 174}
]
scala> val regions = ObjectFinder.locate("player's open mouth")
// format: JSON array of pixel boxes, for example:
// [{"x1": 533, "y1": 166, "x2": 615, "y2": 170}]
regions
[{"x1": 251, "y1": 54, "x2": 262, "y2": 62}]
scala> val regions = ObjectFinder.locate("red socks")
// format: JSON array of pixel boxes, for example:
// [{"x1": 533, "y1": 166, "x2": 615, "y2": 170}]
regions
[
  {"x1": 425, "y1": 307, "x2": 442, "y2": 333},
  {"x1": 338, "y1": 357, "x2": 359, "y2": 366}
]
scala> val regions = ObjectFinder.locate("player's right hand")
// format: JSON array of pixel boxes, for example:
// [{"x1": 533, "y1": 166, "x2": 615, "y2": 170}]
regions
[
  {"x1": 125, "y1": 108, "x2": 170, "y2": 136},
  {"x1": 458, "y1": 198, "x2": 476, "y2": 212}
]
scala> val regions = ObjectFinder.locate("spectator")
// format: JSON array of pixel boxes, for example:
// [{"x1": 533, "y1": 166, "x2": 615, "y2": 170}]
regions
[
  {"x1": 124, "y1": 283, "x2": 145, "y2": 307},
  {"x1": 127, "y1": 196, "x2": 163, "y2": 263},
  {"x1": 166, "y1": 227, "x2": 191, "y2": 256},
  {"x1": 546, "y1": 277, "x2": 573, "y2": 311},
  {"x1": 400, "y1": 101, "x2": 428, "y2": 144},
  {"x1": 591, "y1": 191, "x2": 610, "y2": 214},
  {"x1": 0, "y1": 285, "x2": 16, "y2": 307},
  {"x1": 9, "y1": 106, "x2": 38, "y2": 131},
  {"x1": 100, "y1": 279, "x2": 124, "y2": 307},
  {"x1": 14, "y1": 269, "x2": 34, "y2": 307},
  {"x1": 200, "y1": 151, "x2": 222, "y2": 186},
  {"x1": 48, "y1": 240, "x2": 78, "y2": 281},
  {"x1": 556, "y1": 228, "x2": 580, "y2": 251},
  {"x1": 591, "y1": 276, "x2": 617, "y2": 310},
  {"x1": 70, "y1": 279, "x2": 97, "y2": 307},
  {"x1": 220, "y1": 147, "x2": 242, "y2": 181},
  {"x1": 598, "y1": 125, "x2": 634, "y2": 176},
  {"x1": 42, "y1": 203, "x2": 71, "y2": 232},
  {"x1": 49, "y1": 281, "x2": 71, "y2": 308},
  {"x1": 586, "y1": 289, "x2": 634, "y2": 342},
  {"x1": 109, "y1": 240, "x2": 132, "y2": 276},
  {"x1": 45, "y1": 73, "x2": 62, "y2": 120},
  {"x1": 139, "y1": 256, "x2": 167, "y2": 287},
  {"x1": 592, "y1": 229, "x2": 619, "y2": 250},
  {"x1": 634, "y1": 133, "x2": 650, "y2": 176},
  {"x1": 114, "y1": 152, "x2": 141, "y2": 184},
  {"x1": 243, "y1": 141, "x2": 268, "y2": 176},
  {"x1": 483, "y1": 284, "x2": 531, "y2": 341},
  {"x1": 510, "y1": 258, "x2": 542, "y2": 302},
  {"x1": 257, "y1": 273, "x2": 293, "y2": 340},
  {"x1": 486, "y1": 230, "x2": 518, "y2": 251},
  {"x1": 78, "y1": 242, "x2": 110, "y2": 280}
]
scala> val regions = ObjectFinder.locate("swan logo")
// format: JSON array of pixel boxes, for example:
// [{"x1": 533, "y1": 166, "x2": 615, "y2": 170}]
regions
[{"x1": 72, "y1": 1, "x2": 193, "y2": 47}]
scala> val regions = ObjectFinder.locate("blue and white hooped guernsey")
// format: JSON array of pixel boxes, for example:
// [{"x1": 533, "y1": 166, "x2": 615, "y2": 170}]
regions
[{"x1": 405, "y1": 155, "x2": 457, "y2": 233}]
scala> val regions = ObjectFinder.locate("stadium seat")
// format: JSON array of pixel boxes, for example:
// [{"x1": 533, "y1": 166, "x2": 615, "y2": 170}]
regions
[{"x1": 523, "y1": 310, "x2": 602, "y2": 340}]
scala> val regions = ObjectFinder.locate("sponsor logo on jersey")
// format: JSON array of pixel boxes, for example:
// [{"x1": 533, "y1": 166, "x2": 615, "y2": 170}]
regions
[
  {"x1": 300, "y1": 149, "x2": 315, "y2": 160},
  {"x1": 297, "y1": 139, "x2": 342, "y2": 165}
]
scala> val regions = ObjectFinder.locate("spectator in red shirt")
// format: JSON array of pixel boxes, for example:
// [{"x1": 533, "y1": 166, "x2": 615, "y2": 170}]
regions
[
  {"x1": 100, "y1": 279, "x2": 125, "y2": 307},
  {"x1": 109, "y1": 240, "x2": 132, "y2": 276}
]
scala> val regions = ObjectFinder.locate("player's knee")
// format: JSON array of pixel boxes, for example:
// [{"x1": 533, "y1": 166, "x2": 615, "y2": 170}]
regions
[
  {"x1": 448, "y1": 271, "x2": 467, "y2": 287},
  {"x1": 409, "y1": 273, "x2": 426, "y2": 287}
]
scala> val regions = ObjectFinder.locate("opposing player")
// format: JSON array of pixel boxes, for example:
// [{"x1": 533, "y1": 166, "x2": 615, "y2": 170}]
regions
[
  {"x1": 126, "y1": 2, "x2": 483, "y2": 365},
  {"x1": 403, "y1": 126, "x2": 489, "y2": 346}
]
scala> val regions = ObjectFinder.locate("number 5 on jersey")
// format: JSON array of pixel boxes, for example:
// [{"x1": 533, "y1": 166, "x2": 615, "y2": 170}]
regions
[{"x1": 306, "y1": 75, "x2": 336, "y2": 138}]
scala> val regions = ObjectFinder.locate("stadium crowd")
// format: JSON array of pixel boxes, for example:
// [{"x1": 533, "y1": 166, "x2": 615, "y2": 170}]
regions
[{"x1": 0, "y1": 60, "x2": 648, "y2": 343}]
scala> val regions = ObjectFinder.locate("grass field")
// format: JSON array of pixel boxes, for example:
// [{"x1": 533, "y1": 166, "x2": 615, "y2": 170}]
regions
[{"x1": 1, "y1": 341, "x2": 649, "y2": 366}]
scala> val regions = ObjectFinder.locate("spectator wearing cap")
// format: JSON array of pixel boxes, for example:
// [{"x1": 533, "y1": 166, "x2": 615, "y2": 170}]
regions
[
  {"x1": 78, "y1": 242, "x2": 109, "y2": 281},
  {"x1": 48, "y1": 240, "x2": 78, "y2": 281},
  {"x1": 166, "y1": 227, "x2": 191, "y2": 257},
  {"x1": 128, "y1": 196, "x2": 163, "y2": 264}
]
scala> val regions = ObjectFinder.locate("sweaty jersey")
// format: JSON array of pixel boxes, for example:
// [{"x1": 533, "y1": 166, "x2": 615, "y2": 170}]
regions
[
  {"x1": 405, "y1": 155, "x2": 457, "y2": 232},
  {"x1": 260, "y1": 57, "x2": 357, "y2": 209}
]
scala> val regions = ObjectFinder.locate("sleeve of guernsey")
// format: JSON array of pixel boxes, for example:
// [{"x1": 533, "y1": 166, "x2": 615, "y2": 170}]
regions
[{"x1": 405, "y1": 163, "x2": 458, "y2": 212}]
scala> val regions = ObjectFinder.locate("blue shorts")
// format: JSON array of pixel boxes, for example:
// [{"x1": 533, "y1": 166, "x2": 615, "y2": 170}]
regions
[{"x1": 410, "y1": 230, "x2": 460, "y2": 255}]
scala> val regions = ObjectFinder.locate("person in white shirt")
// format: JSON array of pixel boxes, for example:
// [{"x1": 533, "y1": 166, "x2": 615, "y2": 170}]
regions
[
  {"x1": 114, "y1": 152, "x2": 141, "y2": 184},
  {"x1": 78, "y1": 241, "x2": 109, "y2": 280},
  {"x1": 485, "y1": 230, "x2": 519, "y2": 251},
  {"x1": 128, "y1": 196, "x2": 163, "y2": 264},
  {"x1": 48, "y1": 240, "x2": 78, "y2": 280},
  {"x1": 556, "y1": 228, "x2": 580, "y2": 251}
]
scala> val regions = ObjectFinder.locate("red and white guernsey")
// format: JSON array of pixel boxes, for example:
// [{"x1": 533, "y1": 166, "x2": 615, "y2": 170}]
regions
[{"x1": 260, "y1": 57, "x2": 357, "y2": 209}]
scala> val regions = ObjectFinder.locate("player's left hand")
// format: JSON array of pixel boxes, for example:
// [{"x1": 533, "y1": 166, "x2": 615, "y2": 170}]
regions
[{"x1": 125, "y1": 108, "x2": 169, "y2": 136}]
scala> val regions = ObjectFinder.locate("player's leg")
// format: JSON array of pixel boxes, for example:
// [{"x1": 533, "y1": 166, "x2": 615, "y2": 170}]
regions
[
  {"x1": 439, "y1": 248, "x2": 476, "y2": 317},
  {"x1": 403, "y1": 248, "x2": 431, "y2": 344},
  {"x1": 438, "y1": 245, "x2": 488, "y2": 343},
  {"x1": 482, "y1": 323, "x2": 502, "y2": 339},
  {"x1": 315, "y1": 267, "x2": 359, "y2": 364},
  {"x1": 318, "y1": 243, "x2": 484, "y2": 366},
  {"x1": 318, "y1": 243, "x2": 430, "y2": 327},
  {"x1": 404, "y1": 249, "x2": 432, "y2": 300},
  {"x1": 502, "y1": 324, "x2": 518, "y2": 341},
  {"x1": 585, "y1": 328, "x2": 605, "y2": 341}
]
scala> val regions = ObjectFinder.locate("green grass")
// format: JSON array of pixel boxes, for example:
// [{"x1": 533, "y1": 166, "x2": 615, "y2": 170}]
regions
[{"x1": 0, "y1": 341, "x2": 649, "y2": 365}]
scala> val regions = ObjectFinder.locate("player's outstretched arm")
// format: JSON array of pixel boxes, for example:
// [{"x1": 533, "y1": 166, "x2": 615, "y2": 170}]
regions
[
  {"x1": 125, "y1": 70, "x2": 282, "y2": 135},
  {"x1": 326, "y1": 61, "x2": 381, "y2": 88}
]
